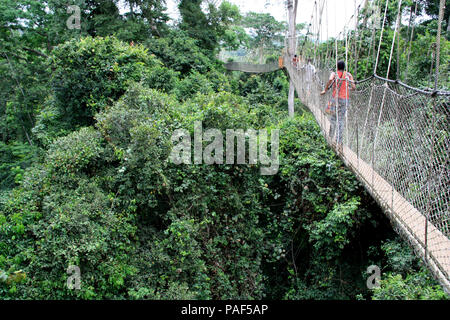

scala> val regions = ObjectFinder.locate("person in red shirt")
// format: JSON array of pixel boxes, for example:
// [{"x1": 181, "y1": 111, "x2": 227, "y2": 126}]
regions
[
  {"x1": 320, "y1": 60, "x2": 356, "y2": 152},
  {"x1": 292, "y1": 54, "x2": 299, "y2": 68}
]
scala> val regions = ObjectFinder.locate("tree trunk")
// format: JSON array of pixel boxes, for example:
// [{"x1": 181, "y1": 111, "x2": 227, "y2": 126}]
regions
[
  {"x1": 447, "y1": 14, "x2": 450, "y2": 33},
  {"x1": 288, "y1": 81, "x2": 295, "y2": 117},
  {"x1": 287, "y1": 0, "x2": 298, "y2": 118},
  {"x1": 259, "y1": 46, "x2": 264, "y2": 64},
  {"x1": 362, "y1": 0, "x2": 369, "y2": 28}
]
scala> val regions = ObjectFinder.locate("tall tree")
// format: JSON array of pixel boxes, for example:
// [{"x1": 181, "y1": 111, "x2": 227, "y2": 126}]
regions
[
  {"x1": 287, "y1": 0, "x2": 298, "y2": 117},
  {"x1": 178, "y1": 0, "x2": 240, "y2": 54},
  {"x1": 243, "y1": 12, "x2": 286, "y2": 63},
  {"x1": 124, "y1": 0, "x2": 170, "y2": 37}
]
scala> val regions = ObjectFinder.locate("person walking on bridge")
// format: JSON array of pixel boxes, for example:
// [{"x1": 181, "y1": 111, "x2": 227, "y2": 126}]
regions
[
  {"x1": 305, "y1": 59, "x2": 316, "y2": 98},
  {"x1": 306, "y1": 59, "x2": 316, "y2": 75},
  {"x1": 320, "y1": 60, "x2": 356, "y2": 153}
]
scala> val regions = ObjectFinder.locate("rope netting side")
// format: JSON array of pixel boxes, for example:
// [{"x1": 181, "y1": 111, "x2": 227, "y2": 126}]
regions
[{"x1": 284, "y1": 53, "x2": 450, "y2": 293}]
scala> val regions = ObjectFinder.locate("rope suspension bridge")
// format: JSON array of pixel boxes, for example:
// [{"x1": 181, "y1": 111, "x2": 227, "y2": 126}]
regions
[{"x1": 225, "y1": 0, "x2": 450, "y2": 294}]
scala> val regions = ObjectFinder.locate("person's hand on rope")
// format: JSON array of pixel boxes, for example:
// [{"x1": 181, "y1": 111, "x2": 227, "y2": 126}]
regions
[{"x1": 322, "y1": 77, "x2": 334, "y2": 95}]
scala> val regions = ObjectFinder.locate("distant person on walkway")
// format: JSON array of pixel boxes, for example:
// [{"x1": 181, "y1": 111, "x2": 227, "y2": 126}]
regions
[
  {"x1": 292, "y1": 54, "x2": 299, "y2": 68},
  {"x1": 320, "y1": 60, "x2": 356, "y2": 153},
  {"x1": 306, "y1": 59, "x2": 316, "y2": 75},
  {"x1": 305, "y1": 59, "x2": 316, "y2": 95}
]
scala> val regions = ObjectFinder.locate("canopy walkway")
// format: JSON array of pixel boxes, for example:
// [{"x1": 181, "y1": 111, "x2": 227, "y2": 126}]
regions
[
  {"x1": 231, "y1": 54, "x2": 450, "y2": 293},
  {"x1": 227, "y1": 0, "x2": 450, "y2": 294},
  {"x1": 223, "y1": 54, "x2": 450, "y2": 293},
  {"x1": 284, "y1": 56, "x2": 450, "y2": 294}
]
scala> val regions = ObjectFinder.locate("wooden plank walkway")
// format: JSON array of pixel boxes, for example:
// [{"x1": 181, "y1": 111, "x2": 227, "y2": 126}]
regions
[{"x1": 284, "y1": 61, "x2": 450, "y2": 293}]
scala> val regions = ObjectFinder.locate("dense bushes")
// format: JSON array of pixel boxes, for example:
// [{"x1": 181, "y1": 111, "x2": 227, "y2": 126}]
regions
[
  {"x1": 0, "y1": 127, "x2": 138, "y2": 298},
  {"x1": 369, "y1": 240, "x2": 448, "y2": 300},
  {"x1": 0, "y1": 81, "x2": 411, "y2": 299},
  {"x1": 146, "y1": 31, "x2": 214, "y2": 76},
  {"x1": 34, "y1": 36, "x2": 178, "y2": 143},
  {"x1": 0, "y1": 142, "x2": 38, "y2": 191}
]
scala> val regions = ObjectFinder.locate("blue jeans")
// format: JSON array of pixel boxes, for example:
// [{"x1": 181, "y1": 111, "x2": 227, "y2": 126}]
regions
[{"x1": 329, "y1": 98, "x2": 348, "y2": 144}]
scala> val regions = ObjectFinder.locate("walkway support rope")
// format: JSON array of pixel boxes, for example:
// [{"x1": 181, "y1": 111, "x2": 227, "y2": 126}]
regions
[{"x1": 223, "y1": 61, "x2": 281, "y2": 73}]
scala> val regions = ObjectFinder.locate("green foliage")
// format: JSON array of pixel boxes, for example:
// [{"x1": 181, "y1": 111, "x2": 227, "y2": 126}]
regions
[
  {"x1": 174, "y1": 69, "x2": 232, "y2": 101},
  {"x1": 0, "y1": 142, "x2": 38, "y2": 190},
  {"x1": 178, "y1": 0, "x2": 241, "y2": 53},
  {"x1": 307, "y1": 197, "x2": 361, "y2": 258},
  {"x1": 0, "y1": 81, "x2": 383, "y2": 300},
  {"x1": 34, "y1": 36, "x2": 178, "y2": 145},
  {"x1": 0, "y1": 0, "x2": 53, "y2": 145},
  {"x1": 363, "y1": 239, "x2": 449, "y2": 300},
  {"x1": 233, "y1": 70, "x2": 291, "y2": 112},
  {"x1": 222, "y1": 25, "x2": 250, "y2": 51},
  {"x1": 146, "y1": 30, "x2": 214, "y2": 75},
  {"x1": 242, "y1": 12, "x2": 286, "y2": 63},
  {"x1": 47, "y1": 127, "x2": 104, "y2": 179},
  {"x1": 270, "y1": 115, "x2": 379, "y2": 299},
  {"x1": 380, "y1": 239, "x2": 418, "y2": 274},
  {"x1": 372, "y1": 272, "x2": 448, "y2": 300},
  {"x1": 174, "y1": 71, "x2": 215, "y2": 100},
  {"x1": 0, "y1": 127, "x2": 137, "y2": 299},
  {"x1": 101, "y1": 0, "x2": 170, "y2": 41}
]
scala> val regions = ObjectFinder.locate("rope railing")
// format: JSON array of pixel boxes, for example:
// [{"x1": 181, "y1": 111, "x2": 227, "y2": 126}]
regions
[{"x1": 284, "y1": 53, "x2": 450, "y2": 294}]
